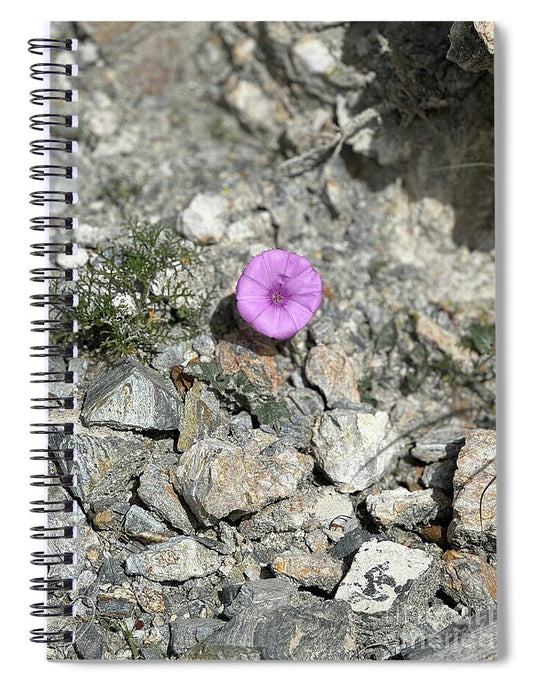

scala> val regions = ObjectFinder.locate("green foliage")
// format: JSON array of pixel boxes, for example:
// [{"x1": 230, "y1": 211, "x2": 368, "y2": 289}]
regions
[
  {"x1": 57, "y1": 218, "x2": 212, "y2": 361},
  {"x1": 184, "y1": 360, "x2": 290, "y2": 428}
]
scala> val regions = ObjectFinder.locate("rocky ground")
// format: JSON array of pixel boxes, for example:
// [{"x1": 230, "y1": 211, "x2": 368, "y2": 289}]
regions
[{"x1": 44, "y1": 21, "x2": 496, "y2": 660}]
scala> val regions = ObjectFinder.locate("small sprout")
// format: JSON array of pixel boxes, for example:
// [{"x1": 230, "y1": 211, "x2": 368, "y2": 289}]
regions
[{"x1": 236, "y1": 249, "x2": 323, "y2": 339}]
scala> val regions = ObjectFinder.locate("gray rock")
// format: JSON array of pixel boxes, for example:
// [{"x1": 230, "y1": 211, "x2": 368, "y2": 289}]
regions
[
  {"x1": 411, "y1": 426, "x2": 465, "y2": 463},
  {"x1": 202, "y1": 587, "x2": 357, "y2": 660},
  {"x1": 171, "y1": 430, "x2": 313, "y2": 525},
  {"x1": 447, "y1": 21, "x2": 494, "y2": 73},
  {"x1": 180, "y1": 192, "x2": 230, "y2": 244},
  {"x1": 335, "y1": 540, "x2": 439, "y2": 616},
  {"x1": 366, "y1": 487, "x2": 451, "y2": 530},
  {"x1": 124, "y1": 505, "x2": 176, "y2": 544},
  {"x1": 125, "y1": 536, "x2": 223, "y2": 583},
  {"x1": 287, "y1": 386, "x2": 325, "y2": 417},
  {"x1": 223, "y1": 578, "x2": 296, "y2": 619},
  {"x1": 421, "y1": 457, "x2": 457, "y2": 493},
  {"x1": 96, "y1": 585, "x2": 136, "y2": 619},
  {"x1": 305, "y1": 343, "x2": 360, "y2": 407},
  {"x1": 81, "y1": 358, "x2": 183, "y2": 431},
  {"x1": 447, "y1": 428, "x2": 497, "y2": 554},
  {"x1": 311, "y1": 408, "x2": 397, "y2": 493},
  {"x1": 73, "y1": 623, "x2": 108, "y2": 660},
  {"x1": 441, "y1": 551, "x2": 497, "y2": 609},
  {"x1": 170, "y1": 617, "x2": 225, "y2": 657},
  {"x1": 239, "y1": 485, "x2": 353, "y2": 538},
  {"x1": 177, "y1": 379, "x2": 228, "y2": 451},
  {"x1": 151, "y1": 343, "x2": 193, "y2": 372},
  {"x1": 137, "y1": 463, "x2": 195, "y2": 534},
  {"x1": 328, "y1": 527, "x2": 376, "y2": 562},
  {"x1": 271, "y1": 548, "x2": 345, "y2": 593},
  {"x1": 191, "y1": 333, "x2": 216, "y2": 358}
]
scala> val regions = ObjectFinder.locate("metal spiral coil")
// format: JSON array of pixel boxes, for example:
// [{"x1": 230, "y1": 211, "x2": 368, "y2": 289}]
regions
[{"x1": 29, "y1": 36, "x2": 77, "y2": 645}]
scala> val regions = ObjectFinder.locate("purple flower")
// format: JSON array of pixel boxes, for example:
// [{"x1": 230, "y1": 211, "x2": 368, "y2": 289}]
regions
[{"x1": 236, "y1": 249, "x2": 323, "y2": 339}]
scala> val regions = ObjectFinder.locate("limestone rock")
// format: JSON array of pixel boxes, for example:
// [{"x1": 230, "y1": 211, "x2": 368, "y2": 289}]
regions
[
  {"x1": 305, "y1": 343, "x2": 361, "y2": 407},
  {"x1": 125, "y1": 537, "x2": 223, "y2": 583},
  {"x1": 137, "y1": 463, "x2": 195, "y2": 534},
  {"x1": 271, "y1": 548, "x2": 345, "y2": 593},
  {"x1": 412, "y1": 426, "x2": 465, "y2": 463},
  {"x1": 366, "y1": 487, "x2": 451, "y2": 529},
  {"x1": 180, "y1": 192, "x2": 230, "y2": 244},
  {"x1": 80, "y1": 358, "x2": 183, "y2": 431},
  {"x1": 447, "y1": 428, "x2": 497, "y2": 554},
  {"x1": 311, "y1": 408, "x2": 397, "y2": 493},
  {"x1": 124, "y1": 505, "x2": 176, "y2": 544},
  {"x1": 171, "y1": 430, "x2": 313, "y2": 525},
  {"x1": 335, "y1": 540, "x2": 439, "y2": 616},
  {"x1": 177, "y1": 379, "x2": 228, "y2": 452}
]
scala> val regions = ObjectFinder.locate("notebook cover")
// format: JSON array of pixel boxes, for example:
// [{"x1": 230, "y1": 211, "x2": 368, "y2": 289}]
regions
[{"x1": 34, "y1": 20, "x2": 496, "y2": 660}]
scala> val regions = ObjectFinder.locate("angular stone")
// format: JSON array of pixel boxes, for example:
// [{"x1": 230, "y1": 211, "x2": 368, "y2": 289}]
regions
[
  {"x1": 170, "y1": 618, "x2": 225, "y2": 657},
  {"x1": 171, "y1": 430, "x2": 313, "y2": 526},
  {"x1": 225, "y1": 79, "x2": 281, "y2": 134},
  {"x1": 292, "y1": 34, "x2": 336, "y2": 75},
  {"x1": 311, "y1": 408, "x2": 397, "y2": 493},
  {"x1": 412, "y1": 426, "x2": 465, "y2": 463},
  {"x1": 239, "y1": 485, "x2": 353, "y2": 538},
  {"x1": 215, "y1": 333, "x2": 284, "y2": 394},
  {"x1": 416, "y1": 315, "x2": 474, "y2": 370},
  {"x1": 421, "y1": 458, "x2": 457, "y2": 493},
  {"x1": 335, "y1": 540, "x2": 439, "y2": 616},
  {"x1": 124, "y1": 505, "x2": 176, "y2": 544},
  {"x1": 73, "y1": 623, "x2": 107, "y2": 660},
  {"x1": 202, "y1": 587, "x2": 356, "y2": 660},
  {"x1": 271, "y1": 548, "x2": 345, "y2": 593},
  {"x1": 96, "y1": 585, "x2": 136, "y2": 619},
  {"x1": 125, "y1": 537, "x2": 223, "y2": 583},
  {"x1": 177, "y1": 379, "x2": 228, "y2": 452},
  {"x1": 180, "y1": 192, "x2": 230, "y2": 244},
  {"x1": 305, "y1": 343, "x2": 360, "y2": 407},
  {"x1": 366, "y1": 487, "x2": 451, "y2": 530},
  {"x1": 131, "y1": 577, "x2": 167, "y2": 614},
  {"x1": 447, "y1": 429, "x2": 497, "y2": 554},
  {"x1": 80, "y1": 358, "x2": 183, "y2": 431},
  {"x1": 137, "y1": 463, "x2": 195, "y2": 534},
  {"x1": 441, "y1": 550, "x2": 497, "y2": 609}
]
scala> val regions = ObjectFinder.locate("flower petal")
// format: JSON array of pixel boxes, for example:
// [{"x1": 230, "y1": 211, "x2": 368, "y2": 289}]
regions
[
  {"x1": 235, "y1": 272, "x2": 271, "y2": 301},
  {"x1": 248, "y1": 303, "x2": 299, "y2": 340}
]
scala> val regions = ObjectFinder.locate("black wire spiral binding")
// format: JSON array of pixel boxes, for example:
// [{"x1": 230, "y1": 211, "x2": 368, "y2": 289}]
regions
[{"x1": 29, "y1": 36, "x2": 77, "y2": 646}]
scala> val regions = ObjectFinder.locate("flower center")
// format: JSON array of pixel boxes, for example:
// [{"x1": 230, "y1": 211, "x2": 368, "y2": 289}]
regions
[{"x1": 271, "y1": 291, "x2": 284, "y2": 304}]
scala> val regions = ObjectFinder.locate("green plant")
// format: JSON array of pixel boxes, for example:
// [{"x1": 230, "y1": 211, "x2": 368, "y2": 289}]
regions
[
  {"x1": 184, "y1": 360, "x2": 290, "y2": 428},
  {"x1": 56, "y1": 217, "x2": 212, "y2": 361}
]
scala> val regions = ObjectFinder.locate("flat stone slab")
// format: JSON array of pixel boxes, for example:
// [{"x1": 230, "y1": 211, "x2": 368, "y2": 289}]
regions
[{"x1": 366, "y1": 487, "x2": 451, "y2": 529}]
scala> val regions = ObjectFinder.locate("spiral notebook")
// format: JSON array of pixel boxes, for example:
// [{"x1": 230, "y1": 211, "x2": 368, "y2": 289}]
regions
[{"x1": 29, "y1": 21, "x2": 497, "y2": 660}]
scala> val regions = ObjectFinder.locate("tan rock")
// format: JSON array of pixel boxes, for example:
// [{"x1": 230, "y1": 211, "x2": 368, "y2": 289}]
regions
[{"x1": 305, "y1": 343, "x2": 360, "y2": 406}]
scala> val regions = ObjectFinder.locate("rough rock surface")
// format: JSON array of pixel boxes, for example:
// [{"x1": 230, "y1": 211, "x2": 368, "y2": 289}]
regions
[
  {"x1": 447, "y1": 428, "x2": 497, "y2": 554},
  {"x1": 335, "y1": 540, "x2": 439, "y2": 616},
  {"x1": 137, "y1": 463, "x2": 195, "y2": 534},
  {"x1": 81, "y1": 358, "x2": 183, "y2": 431},
  {"x1": 305, "y1": 343, "x2": 361, "y2": 407},
  {"x1": 271, "y1": 548, "x2": 345, "y2": 592},
  {"x1": 125, "y1": 537, "x2": 223, "y2": 582},
  {"x1": 366, "y1": 487, "x2": 451, "y2": 529},
  {"x1": 171, "y1": 430, "x2": 313, "y2": 525},
  {"x1": 312, "y1": 408, "x2": 397, "y2": 492}
]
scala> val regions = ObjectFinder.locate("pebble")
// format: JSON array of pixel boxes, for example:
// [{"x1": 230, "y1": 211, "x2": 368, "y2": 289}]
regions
[
  {"x1": 170, "y1": 618, "x2": 225, "y2": 657},
  {"x1": 124, "y1": 505, "x2": 176, "y2": 544},
  {"x1": 441, "y1": 550, "x2": 497, "y2": 608},
  {"x1": 292, "y1": 34, "x2": 336, "y2": 75},
  {"x1": 271, "y1": 548, "x2": 345, "y2": 593},
  {"x1": 366, "y1": 487, "x2": 451, "y2": 530},
  {"x1": 96, "y1": 585, "x2": 136, "y2": 618},
  {"x1": 177, "y1": 379, "x2": 227, "y2": 452},
  {"x1": 215, "y1": 333, "x2": 284, "y2": 394},
  {"x1": 171, "y1": 430, "x2": 313, "y2": 526},
  {"x1": 125, "y1": 537, "x2": 223, "y2": 583},
  {"x1": 80, "y1": 357, "x2": 183, "y2": 431},
  {"x1": 180, "y1": 192, "x2": 230, "y2": 244},
  {"x1": 305, "y1": 343, "x2": 361, "y2": 407},
  {"x1": 131, "y1": 577, "x2": 167, "y2": 614},
  {"x1": 55, "y1": 246, "x2": 90, "y2": 269},
  {"x1": 224, "y1": 79, "x2": 280, "y2": 133},
  {"x1": 335, "y1": 540, "x2": 439, "y2": 616},
  {"x1": 447, "y1": 428, "x2": 497, "y2": 554},
  {"x1": 311, "y1": 408, "x2": 397, "y2": 493}
]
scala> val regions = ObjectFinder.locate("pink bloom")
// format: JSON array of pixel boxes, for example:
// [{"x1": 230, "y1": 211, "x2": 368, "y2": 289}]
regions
[{"x1": 236, "y1": 249, "x2": 323, "y2": 339}]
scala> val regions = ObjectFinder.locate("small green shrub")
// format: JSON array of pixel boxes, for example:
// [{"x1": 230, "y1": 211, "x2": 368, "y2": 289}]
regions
[{"x1": 57, "y1": 218, "x2": 212, "y2": 361}]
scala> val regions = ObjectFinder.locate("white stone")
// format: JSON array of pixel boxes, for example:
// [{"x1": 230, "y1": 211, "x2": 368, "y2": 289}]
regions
[
  {"x1": 180, "y1": 192, "x2": 229, "y2": 244},
  {"x1": 56, "y1": 246, "x2": 89, "y2": 269},
  {"x1": 292, "y1": 35, "x2": 336, "y2": 75},
  {"x1": 335, "y1": 540, "x2": 436, "y2": 615}
]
